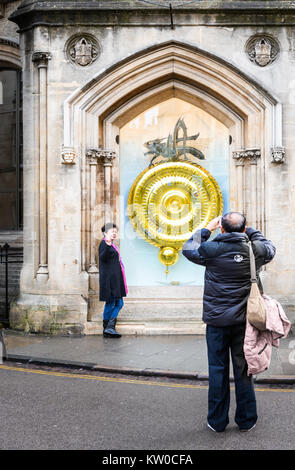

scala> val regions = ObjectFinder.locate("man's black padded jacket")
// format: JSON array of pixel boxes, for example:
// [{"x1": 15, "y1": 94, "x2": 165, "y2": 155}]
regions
[{"x1": 182, "y1": 227, "x2": 276, "y2": 327}]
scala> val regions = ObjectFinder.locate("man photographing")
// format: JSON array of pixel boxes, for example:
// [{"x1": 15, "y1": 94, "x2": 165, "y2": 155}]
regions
[{"x1": 182, "y1": 212, "x2": 276, "y2": 432}]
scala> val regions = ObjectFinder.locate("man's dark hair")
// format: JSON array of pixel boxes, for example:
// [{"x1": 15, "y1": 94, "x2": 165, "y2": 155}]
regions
[
  {"x1": 221, "y1": 212, "x2": 246, "y2": 233},
  {"x1": 101, "y1": 223, "x2": 117, "y2": 234}
]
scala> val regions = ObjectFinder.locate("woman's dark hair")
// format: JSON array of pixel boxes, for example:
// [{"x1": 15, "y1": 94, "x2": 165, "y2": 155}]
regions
[
  {"x1": 221, "y1": 212, "x2": 246, "y2": 233},
  {"x1": 101, "y1": 223, "x2": 117, "y2": 234}
]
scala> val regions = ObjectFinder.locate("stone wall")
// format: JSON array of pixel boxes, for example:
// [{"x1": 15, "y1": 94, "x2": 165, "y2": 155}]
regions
[
  {"x1": 4, "y1": 0, "x2": 295, "y2": 334},
  {"x1": 0, "y1": 1, "x2": 20, "y2": 41}
]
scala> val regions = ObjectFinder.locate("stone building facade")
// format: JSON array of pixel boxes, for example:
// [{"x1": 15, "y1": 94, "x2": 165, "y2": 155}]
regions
[{"x1": 0, "y1": 0, "x2": 294, "y2": 335}]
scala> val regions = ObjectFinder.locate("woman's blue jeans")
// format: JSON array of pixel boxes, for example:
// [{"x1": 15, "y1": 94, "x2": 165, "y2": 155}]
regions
[
  {"x1": 206, "y1": 323, "x2": 257, "y2": 432},
  {"x1": 103, "y1": 297, "x2": 124, "y2": 321}
]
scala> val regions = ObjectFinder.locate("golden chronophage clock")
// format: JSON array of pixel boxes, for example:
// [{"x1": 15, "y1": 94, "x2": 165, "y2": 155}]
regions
[{"x1": 127, "y1": 118, "x2": 223, "y2": 273}]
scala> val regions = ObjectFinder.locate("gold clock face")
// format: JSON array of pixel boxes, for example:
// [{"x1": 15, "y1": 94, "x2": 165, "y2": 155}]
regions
[{"x1": 127, "y1": 161, "x2": 223, "y2": 267}]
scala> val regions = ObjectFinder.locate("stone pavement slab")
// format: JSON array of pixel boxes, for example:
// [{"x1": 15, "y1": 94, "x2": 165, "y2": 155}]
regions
[{"x1": 1, "y1": 329, "x2": 295, "y2": 383}]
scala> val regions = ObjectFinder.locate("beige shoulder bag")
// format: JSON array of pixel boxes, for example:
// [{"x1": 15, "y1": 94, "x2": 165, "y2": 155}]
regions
[{"x1": 246, "y1": 241, "x2": 266, "y2": 331}]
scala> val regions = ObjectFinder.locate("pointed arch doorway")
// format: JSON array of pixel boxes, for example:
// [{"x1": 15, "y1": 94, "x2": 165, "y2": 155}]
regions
[{"x1": 63, "y1": 41, "x2": 281, "y2": 334}]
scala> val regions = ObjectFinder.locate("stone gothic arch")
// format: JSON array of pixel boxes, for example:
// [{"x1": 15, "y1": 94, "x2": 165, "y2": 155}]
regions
[
  {"x1": 63, "y1": 41, "x2": 281, "y2": 262},
  {"x1": 0, "y1": 37, "x2": 21, "y2": 68}
]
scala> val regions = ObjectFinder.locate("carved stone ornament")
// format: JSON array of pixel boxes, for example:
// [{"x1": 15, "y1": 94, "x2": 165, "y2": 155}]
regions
[
  {"x1": 271, "y1": 146, "x2": 286, "y2": 164},
  {"x1": 232, "y1": 148, "x2": 261, "y2": 166},
  {"x1": 66, "y1": 34, "x2": 100, "y2": 67},
  {"x1": 246, "y1": 35, "x2": 280, "y2": 67},
  {"x1": 86, "y1": 149, "x2": 116, "y2": 167},
  {"x1": 61, "y1": 146, "x2": 77, "y2": 165},
  {"x1": 97, "y1": 150, "x2": 116, "y2": 167},
  {"x1": 32, "y1": 51, "x2": 52, "y2": 67}
]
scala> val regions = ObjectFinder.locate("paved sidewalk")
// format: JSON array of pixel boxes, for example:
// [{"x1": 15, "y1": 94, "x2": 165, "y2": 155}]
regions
[{"x1": 1, "y1": 329, "x2": 295, "y2": 383}]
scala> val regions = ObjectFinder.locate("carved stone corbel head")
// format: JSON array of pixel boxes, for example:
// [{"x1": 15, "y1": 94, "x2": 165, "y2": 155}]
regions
[
  {"x1": 61, "y1": 146, "x2": 77, "y2": 165},
  {"x1": 271, "y1": 146, "x2": 285, "y2": 164}
]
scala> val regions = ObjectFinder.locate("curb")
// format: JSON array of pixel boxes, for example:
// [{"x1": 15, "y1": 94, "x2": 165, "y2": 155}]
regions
[
  {"x1": 5, "y1": 354, "x2": 199, "y2": 379},
  {"x1": 4, "y1": 354, "x2": 295, "y2": 384}
]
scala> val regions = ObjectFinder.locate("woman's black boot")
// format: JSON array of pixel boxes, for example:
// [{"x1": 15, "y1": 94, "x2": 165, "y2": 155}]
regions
[
  {"x1": 103, "y1": 319, "x2": 109, "y2": 337},
  {"x1": 104, "y1": 317, "x2": 121, "y2": 338}
]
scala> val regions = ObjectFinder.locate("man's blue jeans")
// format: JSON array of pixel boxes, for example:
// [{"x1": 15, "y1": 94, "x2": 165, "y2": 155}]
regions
[
  {"x1": 103, "y1": 297, "x2": 124, "y2": 321},
  {"x1": 206, "y1": 323, "x2": 257, "y2": 432}
]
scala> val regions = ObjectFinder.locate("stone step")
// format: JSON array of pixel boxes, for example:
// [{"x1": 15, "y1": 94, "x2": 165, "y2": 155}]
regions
[{"x1": 84, "y1": 319, "x2": 206, "y2": 336}]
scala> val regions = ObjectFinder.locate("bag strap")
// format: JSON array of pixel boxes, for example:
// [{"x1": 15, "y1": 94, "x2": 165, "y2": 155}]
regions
[{"x1": 248, "y1": 241, "x2": 257, "y2": 283}]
